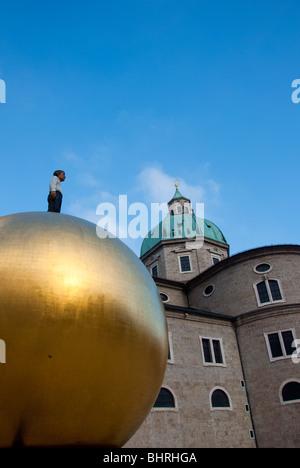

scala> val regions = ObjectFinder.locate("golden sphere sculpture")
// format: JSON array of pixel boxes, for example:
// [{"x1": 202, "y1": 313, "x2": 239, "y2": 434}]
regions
[{"x1": 0, "y1": 212, "x2": 168, "y2": 447}]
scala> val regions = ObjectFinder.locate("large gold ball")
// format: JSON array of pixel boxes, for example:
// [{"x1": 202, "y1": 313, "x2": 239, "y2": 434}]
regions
[{"x1": 0, "y1": 212, "x2": 168, "y2": 447}]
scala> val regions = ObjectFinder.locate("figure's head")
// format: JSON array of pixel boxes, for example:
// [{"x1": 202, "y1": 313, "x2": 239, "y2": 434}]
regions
[{"x1": 53, "y1": 170, "x2": 66, "y2": 182}]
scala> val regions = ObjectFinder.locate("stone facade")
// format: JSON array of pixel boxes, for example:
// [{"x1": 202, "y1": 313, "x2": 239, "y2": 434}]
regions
[
  {"x1": 127, "y1": 189, "x2": 300, "y2": 448},
  {"x1": 236, "y1": 305, "x2": 300, "y2": 448},
  {"x1": 126, "y1": 308, "x2": 256, "y2": 448},
  {"x1": 141, "y1": 238, "x2": 229, "y2": 283},
  {"x1": 187, "y1": 246, "x2": 300, "y2": 317},
  {"x1": 126, "y1": 242, "x2": 300, "y2": 448}
]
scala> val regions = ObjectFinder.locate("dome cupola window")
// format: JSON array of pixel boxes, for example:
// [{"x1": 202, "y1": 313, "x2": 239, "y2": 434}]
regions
[{"x1": 178, "y1": 255, "x2": 192, "y2": 273}]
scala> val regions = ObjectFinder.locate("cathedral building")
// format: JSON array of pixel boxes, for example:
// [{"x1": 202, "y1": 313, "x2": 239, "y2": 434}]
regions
[{"x1": 125, "y1": 185, "x2": 300, "y2": 448}]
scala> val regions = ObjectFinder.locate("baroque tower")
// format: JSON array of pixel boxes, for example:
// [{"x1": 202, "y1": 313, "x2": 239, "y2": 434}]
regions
[{"x1": 140, "y1": 181, "x2": 229, "y2": 282}]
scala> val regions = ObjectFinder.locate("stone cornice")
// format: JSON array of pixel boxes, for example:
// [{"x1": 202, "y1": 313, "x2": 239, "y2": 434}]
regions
[{"x1": 186, "y1": 244, "x2": 300, "y2": 290}]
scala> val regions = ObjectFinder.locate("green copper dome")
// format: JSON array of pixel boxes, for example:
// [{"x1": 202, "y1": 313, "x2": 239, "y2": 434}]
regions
[
  {"x1": 172, "y1": 187, "x2": 189, "y2": 200},
  {"x1": 140, "y1": 213, "x2": 227, "y2": 257}
]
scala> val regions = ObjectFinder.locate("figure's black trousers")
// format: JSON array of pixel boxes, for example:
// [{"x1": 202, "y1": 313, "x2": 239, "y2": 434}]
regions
[{"x1": 47, "y1": 191, "x2": 63, "y2": 213}]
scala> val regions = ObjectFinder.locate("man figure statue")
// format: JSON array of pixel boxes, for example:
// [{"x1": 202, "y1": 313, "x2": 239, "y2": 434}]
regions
[{"x1": 47, "y1": 170, "x2": 66, "y2": 213}]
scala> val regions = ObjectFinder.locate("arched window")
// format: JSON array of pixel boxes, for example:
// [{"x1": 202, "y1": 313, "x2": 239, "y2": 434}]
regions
[
  {"x1": 254, "y1": 279, "x2": 284, "y2": 306},
  {"x1": 153, "y1": 387, "x2": 176, "y2": 409},
  {"x1": 160, "y1": 292, "x2": 169, "y2": 303},
  {"x1": 281, "y1": 381, "x2": 300, "y2": 404},
  {"x1": 211, "y1": 388, "x2": 231, "y2": 410}
]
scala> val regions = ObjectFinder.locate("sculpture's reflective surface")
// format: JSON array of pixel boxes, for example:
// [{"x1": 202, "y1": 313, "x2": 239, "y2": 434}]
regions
[{"x1": 0, "y1": 212, "x2": 168, "y2": 447}]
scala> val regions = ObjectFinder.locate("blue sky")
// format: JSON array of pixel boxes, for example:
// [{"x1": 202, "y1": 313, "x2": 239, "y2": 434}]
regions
[{"x1": 1, "y1": 0, "x2": 300, "y2": 257}]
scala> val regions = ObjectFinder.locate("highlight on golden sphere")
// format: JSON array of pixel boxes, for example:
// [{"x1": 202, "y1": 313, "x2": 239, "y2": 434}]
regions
[{"x1": 0, "y1": 212, "x2": 168, "y2": 447}]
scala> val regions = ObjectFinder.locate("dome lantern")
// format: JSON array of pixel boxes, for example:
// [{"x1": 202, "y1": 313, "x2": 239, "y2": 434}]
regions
[{"x1": 140, "y1": 184, "x2": 228, "y2": 258}]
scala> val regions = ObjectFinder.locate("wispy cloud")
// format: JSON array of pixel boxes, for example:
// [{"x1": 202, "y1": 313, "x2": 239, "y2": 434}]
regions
[
  {"x1": 67, "y1": 190, "x2": 119, "y2": 228},
  {"x1": 62, "y1": 156, "x2": 222, "y2": 257},
  {"x1": 62, "y1": 150, "x2": 82, "y2": 165},
  {"x1": 136, "y1": 165, "x2": 209, "y2": 206},
  {"x1": 136, "y1": 166, "x2": 176, "y2": 203}
]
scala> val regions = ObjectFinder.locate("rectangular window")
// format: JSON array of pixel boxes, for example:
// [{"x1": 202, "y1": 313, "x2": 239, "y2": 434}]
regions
[
  {"x1": 151, "y1": 265, "x2": 158, "y2": 277},
  {"x1": 264, "y1": 329, "x2": 297, "y2": 361},
  {"x1": 202, "y1": 338, "x2": 213, "y2": 363},
  {"x1": 200, "y1": 337, "x2": 225, "y2": 366},
  {"x1": 257, "y1": 281, "x2": 270, "y2": 303},
  {"x1": 179, "y1": 255, "x2": 191, "y2": 273},
  {"x1": 269, "y1": 280, "x2": 282, "y2": 301},
  {"x1": 282, "y1": 330, "x2": 295, "y2": 355},
  {"x1": 212, "y1": 339, "x2": 223, "y2": 364},
  {"x1": 268, "y1": 332, "x2": 283, "y2": 358}
]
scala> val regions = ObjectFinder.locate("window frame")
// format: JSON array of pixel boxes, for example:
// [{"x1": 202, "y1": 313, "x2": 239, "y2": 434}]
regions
[
  {"x1": 254, "y1": 278, "x2": 285, "y2": 307},
  {"x1": 151, "y1": 386, "x2": 178, "y2": 412},
  {"x1": 264, "y1": 328, "x2": 297, "y2": 362},
  {"x1": 210, "y1": 387, "x2": 232, "y2": 411},
  {"x1": 211, "y1": 254, "x2": 221, "y2": 265},
  {"x1": 159, "y1": 291, "x2": 169, "y2": 303},
  {"x1": 167, "y1": 331, "x2": 175, "y2": 364},
  {"x1": 178, "y1": 254, "x2": 192, "y2": 274},
  {"x1": 203, "y1": 284, "x2": 215, "y2": 297},
  {"x1": 199, "y1": 336, "x2": 226, "y2": 367},
  {"x1": 253, "y1": 262, "x2": 272, "y2": 274},
  {"x1": 151, "y1": 263, "x2": 158, "y2": 277},
  {"x1": 279, "y1": 379, "x2": 300, "y2": 405}
]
